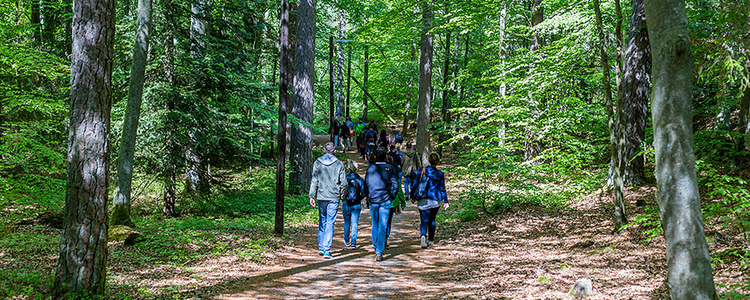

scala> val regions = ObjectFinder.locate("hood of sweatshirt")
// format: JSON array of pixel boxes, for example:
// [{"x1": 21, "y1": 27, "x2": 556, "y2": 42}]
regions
[
  {"x1": 424, "y1": 166, "x2": 442, "y2": 180},
  {"x1": 346, "y1": 172, "x2": 361, "y2": 181},
  {"x1": 318, "y1": 153, "x2": 339, "y2": 166}
]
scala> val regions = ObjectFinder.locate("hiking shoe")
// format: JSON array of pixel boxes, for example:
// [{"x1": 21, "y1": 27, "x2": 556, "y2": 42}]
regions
[
  {"x1": 318, "y1": 249, "x2": 324, "y2": 255},
  {"x1": 323, "y1": 253, "x2": 333, "y2": 259},
  {"x1": 420, "y1": 236, "x2": 427, "y2": 249},
  {"x1": 375, "y1": 254, "x2": 383, "y2": 262},
  {"x1": 350, "y1": 244, "x2": 357, "y2": 250},
  {"x1": 344, "y1": 241, "x2": 351, "y2": 248},
  {"x1": 428, "y1": 241, "x2": 434, "y2": 246}
]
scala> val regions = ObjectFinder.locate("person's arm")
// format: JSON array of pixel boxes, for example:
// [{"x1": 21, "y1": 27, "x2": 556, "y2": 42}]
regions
[
  {"x1": 338, "y1": 165, "x2": 347, "y2": 199},
  {"x1": 440, "y1": 171, "x2": 449, "y2": 209},
  {"x1": 389, "y1": 168, "x2": 399, "y2": 200},
  {"x1": 309, "y1": 161, "x2": 319, "y2": 207}
]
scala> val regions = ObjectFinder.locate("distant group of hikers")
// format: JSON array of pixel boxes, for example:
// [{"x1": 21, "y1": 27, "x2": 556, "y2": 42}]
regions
[
  {"x1": 309, "y1": 121, "x2": 448, "y2": 262},
  {"x1": 329, "y1": 118, "x2": 404, "y2": 160}
]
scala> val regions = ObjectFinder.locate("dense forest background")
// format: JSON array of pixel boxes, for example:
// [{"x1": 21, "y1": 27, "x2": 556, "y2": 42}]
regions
[{"x1": 1, "y1": 0, "x2": 749, "y2": 298}]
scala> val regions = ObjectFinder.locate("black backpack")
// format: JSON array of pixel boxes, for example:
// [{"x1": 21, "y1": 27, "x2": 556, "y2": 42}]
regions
[
  {"x1": 345, "y1": 176, "x2": 363, "y2": 205},
  {"x1": 394, "y1": 132, "x2": 403, "y2": 144}
]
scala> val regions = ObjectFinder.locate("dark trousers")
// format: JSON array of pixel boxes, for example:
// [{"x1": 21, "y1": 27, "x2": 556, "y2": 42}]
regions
[{"x1": 419, "y1": 207, "x2": 440, "y2": 241}]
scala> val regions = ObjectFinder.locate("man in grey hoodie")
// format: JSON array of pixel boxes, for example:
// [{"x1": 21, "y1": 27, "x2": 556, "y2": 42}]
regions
[{"x1": 309, "y1": 142, "x2": 347, "y2": 259}]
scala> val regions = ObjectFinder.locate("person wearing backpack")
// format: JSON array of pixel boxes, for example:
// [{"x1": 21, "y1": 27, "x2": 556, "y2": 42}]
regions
[
  {"x1": 364, "y1": 125, "x2": 378, "y2": 158},
  {"x1": 410, "y1": 152, "x2": 449, "y2": 249},
  {"x1": 384, "y1": 155, "x2": 406, "y2": 249},
  {"x1": 339, "y1": 121, "x2": 350, "y2": 151},
  {"x1": 364, "y1": 147, "x2": 398, "y2": 262},
  {"x1": 343, "y1": 160, "x2": 365, "y2": 249},
  {"x1": 309, "y1": 142, "x2": 347, "y2": 259},
  {"x1": 330, "y1": 119, "x2": 341, "y2": 150},
  {"x1": 401, "y1": 141, "x2": 421, "y2": 202},
  {"x1": 355, "y1": 118, "x2": 366, "y2": 137}
]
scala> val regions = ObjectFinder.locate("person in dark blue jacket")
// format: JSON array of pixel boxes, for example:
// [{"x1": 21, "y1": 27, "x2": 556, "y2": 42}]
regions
[
  {"x1": 364, "y1": 147, "x2": 398, "y2": 261},
  {"x1": 343, "y1": 160, "x2": 365, "y2": 249},
  {"x1": 410, "y1": 152, "x2": 449, "y2": 249}
]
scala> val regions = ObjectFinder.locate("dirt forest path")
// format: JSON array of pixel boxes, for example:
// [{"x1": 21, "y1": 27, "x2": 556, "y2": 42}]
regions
[{"x1": 217, "y1": 135, "x2": 479, "y2": 299}]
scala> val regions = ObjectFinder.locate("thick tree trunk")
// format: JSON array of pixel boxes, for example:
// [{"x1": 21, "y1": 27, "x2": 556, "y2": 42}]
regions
[
  {"x1": 30, "y1": 1, "x2": 41, "y2": 45},
  {"x1": 621, "y1": 0, "x2": 650, "y2": 185},
  {"x1": 402, "y1": 43, "x2": 416, "y2": 135},
  {"x1": 594, "y1": 0, "x2": 627, "y2": 231},
  {"x1": 438, "y1": 31, "x2": 452, "y2": 156},
  {"x1": 275, "y1": 0, "x2": 290, "y2": 236},
  {"x1": 112, "y1": 0, "x2": 152, "y2": 228},
  {"x1": 53, "y1": 0, "x2": 115, "y2": 296},
  {"x1": 288, "y1": 0, "x2": 316, "y2": 195},
  {"x1": 363, "y1": 46, "x2": 369, "y2": 120},
  {"x1": 645, "y1": 0, "x2": 718, "y2": 298},
  {"x1": 416, "y1": 0, "x2": 433, "y2": 165}
]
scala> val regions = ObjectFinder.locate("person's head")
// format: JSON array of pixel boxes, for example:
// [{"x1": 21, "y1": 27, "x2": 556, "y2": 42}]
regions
[
  {"x1": 369, "y1": 124, "x2": 375, "y2": 129},
  {"x1": 367, "y1": 153, "x2": 376, "y2": 164},
  {"x1": 391, "y1": 125, "x2": 396, "y2": 130},
  {"x1": 359, "y1": 118, "x2": 363, "y2": 122},
  {"x1": 380, "y1": 130, "x2": 387, "y2": 136},
  {"x1": 347, "y1": 160, "x2": 358, "y2": 173},
  {"x1": 347, "y1": 117, "x2": 351, "y2": 121},
  {"x1": 385, "y1": 155, "x2": 393, "y2": 165},
  {"x1": 375, "y1": 147, "x2": 388, "y2": 162},
  {"x1": 428, "y1": 152, "x2": 441, "y2": 166},
  {"x1": 324, "y1": 142, "x2": 335, "y2": 154},
  {"x1": 406, "y1": 141, "x2": 413, "y2": 149}
]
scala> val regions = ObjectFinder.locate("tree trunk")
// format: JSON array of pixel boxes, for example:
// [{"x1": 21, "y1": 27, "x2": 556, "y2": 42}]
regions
[
  {"x1": 185, "y1": 0, "x2": 210, "y2": 197},
  {"x1": 594, "y1": 0, "x2": 627, "y2": 231},
  {"x1": 363, "y1": 46, "x2": 369, "y2": 120},
  {"x1": 524, "y1": 0, "x2": 543, "y2": 162},
  {"x1": 621, "y1": 0, "x2": 650, "y2": 185},
  {"x1": 288, "y1": 0, "x2": 316, "y2": 195},
  {"x1": 335, "y1": 16, "x2": 346, "y2": 120},
  {"x1": 162, "y1": 0, "x2": 178, "y2": 217},
  {"x1": 402, "y1": 43, "x2": 416, "y2": 135},
  {"x1": 275, "y1": 0, "x2": 290, "y2": 236},
  {"x1": 53, "y1": 0, "x2": 115, "y2": 296},
  {"x1": 416, "y1": 0, "x2": 433, "y2": 165},
  {"x1": 438, "y1": 31, "x2": 452, "y2": 156},
  {"x1": 30, "y1": 0, "x2": 41, "y2": 45},
  {"x1": 645, "y1": 0, "x2": 718, "y2": 298},
  {"x1": 111, "y1": 0, "x2": 152, "y2": 228}
]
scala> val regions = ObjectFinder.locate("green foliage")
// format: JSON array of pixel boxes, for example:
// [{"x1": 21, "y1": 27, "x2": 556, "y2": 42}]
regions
[
  {"x1": 626, "y1": 205, "x2": 663, "y2": 242},
  {"x1": 699, "y1": 162, "x2": 750, "y2": 247}
]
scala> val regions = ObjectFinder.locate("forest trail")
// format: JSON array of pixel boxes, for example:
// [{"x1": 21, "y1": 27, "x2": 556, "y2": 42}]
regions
[{"x1": 217, "y1": 135, "x2": 480, "y2": 299}]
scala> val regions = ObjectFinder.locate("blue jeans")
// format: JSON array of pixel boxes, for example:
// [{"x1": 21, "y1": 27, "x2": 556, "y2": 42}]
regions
[
  {"x1": 317, "y1": 200, "x2": 339, "y2": 254},
  {"x1": 369, "y1": 200, "x2": 392, "y2": 255},
  {"x1": 342, "y1": 203, "x2": 362, "y2": 246},
  {"x1": 334, "y1": 136, "x2": 339, "y2": 149},
  {"x1": 419, "y1": 207, "x2": 440, "y2": 241},
  {"x1": 403, "y1": 176, "x2": 413, "y2": 199}
]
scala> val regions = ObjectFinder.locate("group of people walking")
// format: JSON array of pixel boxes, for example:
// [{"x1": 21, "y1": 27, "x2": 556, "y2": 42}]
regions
[
  {"x1": 330, "y1": 118, "x2": 404, "y2": 160},
  {"x1": 308, "y1": 133, "x2": 448, "y2": 262}
]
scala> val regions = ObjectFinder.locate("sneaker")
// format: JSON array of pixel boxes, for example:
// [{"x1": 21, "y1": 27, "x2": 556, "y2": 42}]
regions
[
  {"x1": 375, "y1": 254, "x2": 383, "y2": 262},
  {"x1": 323, "y1": 253, "x2": 333, "y2": 259},
  {"x1": 420, "y1": 236, "x2": 427, "y2": 249},
  {"x1": 350, "y1": 244, "x2": 357, "y2": 250},
  {"x1": 428, "y1": 241, "x2": 434, "y2": 246},
  {"x1": 318, "y1": 249, "x2": 324, "y2": 255},
  {"x1": 344, "y1": 241, "x2": 351, "y2": 248}
]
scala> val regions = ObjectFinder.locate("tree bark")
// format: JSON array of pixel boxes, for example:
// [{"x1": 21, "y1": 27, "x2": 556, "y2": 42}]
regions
[
  {"x1": 645, "y1": 0, "x2": 718, "y2": 298},
  {"x1": 112, "y1": 0, "x2": 152, "y2": 228},
  {"x1": 30, "y1": 0, "x2": 41, "y2": 45},
  {"x1": 53, "y1": 0, "x2": 115, "y2": 296},
  {"x1": 621, "y1": 0, "x2": 650, "y2": 185},
  {"x1": 594, "y1": 0, "x2": 627, "y2": 231},
  {"x1": 288, "y1": 0, "x2": 316, "y2": 195},
  {"x1": 275, "y1": 0, "x2": 290, "y2": 236},
  {"x1": 402, "y1": 43, "x2": 416, "y2": 135},
  {"x1": 335, "y1": 16, "x2": 346, "y2": 120},
  {"x1": 416, "y1": 0, "x2": 433, "y2": 165},
  {"x1": 363, "y1": 46, "x2": 369, "y2": 120}
]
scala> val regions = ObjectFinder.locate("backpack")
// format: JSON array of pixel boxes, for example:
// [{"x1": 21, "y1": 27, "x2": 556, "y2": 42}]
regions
[
  {"x1": 412, "y1": 167, "x2": 430, "y2": 200},
  {"x1": 345, "y1": 176, "x2": 363, "y2": 205},
  {"x1": 394, "y1": 132, "x2": 403, "y2": 144}
]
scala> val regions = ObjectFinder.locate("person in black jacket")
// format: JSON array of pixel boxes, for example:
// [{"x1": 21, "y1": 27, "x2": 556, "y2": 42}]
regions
[
  {"x1": 410, "y1": 152, "x2": 449, "y2": 249},
  {"x1": 364, "y1": 147, "x2": 398, "y2": 261}
]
